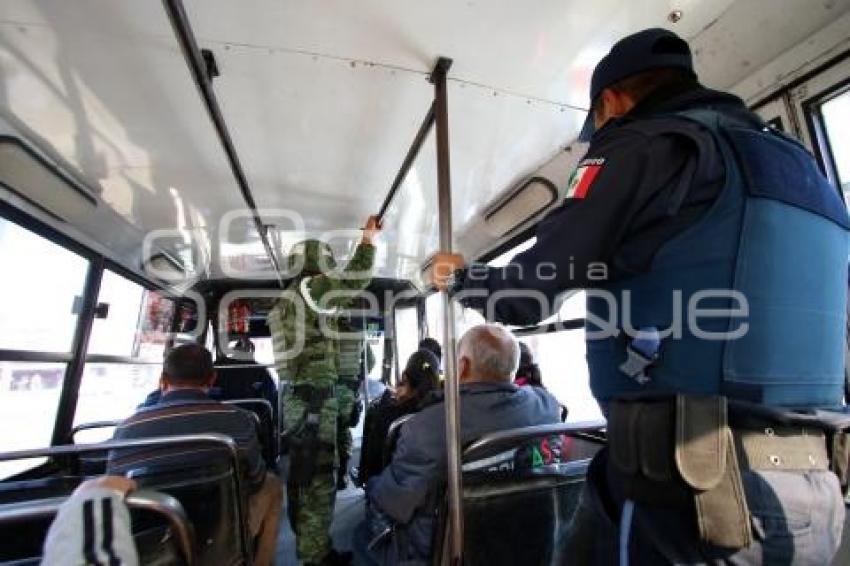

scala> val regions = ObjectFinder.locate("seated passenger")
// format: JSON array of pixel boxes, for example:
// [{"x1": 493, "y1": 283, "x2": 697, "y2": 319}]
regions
[
  {"x1": 215, "y1": 336, "x2": 279, "y2": 425},
  {"x1": 107, "y1": 344, "x2": 282, "y2": 566},
  {"x1": 417, "y1": 337, "x2": 442, "y2": 368},
  {"x1": 513, "y1": 342, "x2": 542, "y2": 387},
  {"x1": 513, "y1": 343, "x2": 568, "y2": 421},
  {"x1": 355, "y1": 349, "x2": 441, "y2": 486},
  {"x1": 354, "y1": 324, "x2": 561, "y2": 564}
]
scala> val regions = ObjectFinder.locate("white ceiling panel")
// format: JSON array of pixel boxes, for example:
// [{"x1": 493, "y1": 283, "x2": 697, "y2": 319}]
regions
[{"x1": 0, "y1": 0, "x2": 847, "y2": 283}]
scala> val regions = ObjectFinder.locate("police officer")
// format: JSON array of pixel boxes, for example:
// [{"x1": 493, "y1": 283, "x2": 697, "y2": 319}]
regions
[
  {"x1": 431, "y1": 29, "x2": 849, "y2": 564},
  {"x1": 335, "y1": 316, "x2": 375, "y2": 490},
  {"x1": 268, "y1": 215, "x2": 380, "y2": 566}
]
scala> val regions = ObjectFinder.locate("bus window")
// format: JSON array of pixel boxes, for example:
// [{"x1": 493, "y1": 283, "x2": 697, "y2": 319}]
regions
[
  {"x1": 73, "y1": 271, "x2": 174, "y2": 437},
  {"x1": 0, "y1": 218, "x2": 89, "y2": 352},
  {"x1": 0, "y1": 216, "x2": 89, "y2": 477},
  {"x1": 87, "y1": 270, "x2": 173, "y2": 359},
  {"x1": 425, "y1": 292, "x2": 443, "y2": 350},
  {"x1": 394, "y1": 306, "x2": 418, "y2": 375},
  {"x1": 820, "y1": 89, "x2": 850, "y2": 197},
  {"x1": 518, "y1": 330, "x2": 601, "y2": 422}
]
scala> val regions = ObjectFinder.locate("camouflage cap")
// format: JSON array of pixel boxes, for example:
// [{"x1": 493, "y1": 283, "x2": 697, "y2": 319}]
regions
[{"x1": 288, "y1": 239, "x2": 336, "y2": 275}]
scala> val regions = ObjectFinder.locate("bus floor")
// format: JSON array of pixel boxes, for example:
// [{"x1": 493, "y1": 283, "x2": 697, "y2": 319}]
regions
[{"x1": 276, "y1": 447, "x2": 366, "y2": 564}]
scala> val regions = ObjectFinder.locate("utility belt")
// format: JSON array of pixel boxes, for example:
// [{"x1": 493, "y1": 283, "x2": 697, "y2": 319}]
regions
[
  {"x1": 288, "y1": 383, "x2": 336, "y2": 487},
  {"x1": 292, "y1": 383, "x2": 335, "y2": 404},
  {"x1": 338, "y1": 376, "x2": 361, "y2": 391},
  {"x1": 607, "y1": 395, "x2": 849, "y2": 550}
]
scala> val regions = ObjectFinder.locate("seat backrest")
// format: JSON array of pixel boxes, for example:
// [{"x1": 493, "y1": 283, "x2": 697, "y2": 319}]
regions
[
  {"x1": 382, "y1": 413, "x2": 416, "y2": 466},
  {"x1": 0, "y1": 434, "x2": 247, "y2": 566},
  {"x1": 128, "y1": 460, "x2": 243, "y2": 566},
  {"x1": 432, "y1": 422, "x2": 606, "y2": 566},
  {"x1": 223, "y1": 399, "x2": 278, "y2": 469},
  {"x1": 214, "y1": 365, "x2": 277, "y2": 418},
  {"x1": 0, "y1": 489, "x2": 194, "y2": 565}
]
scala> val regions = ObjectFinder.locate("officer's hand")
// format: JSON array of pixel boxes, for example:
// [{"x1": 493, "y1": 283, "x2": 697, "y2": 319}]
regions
[
  {"x1": 362, "y1": 215, "x2": 382, "y2": 244},
  {"x1": 426, "y1": 252, "x2": 465, "y2": 290}
]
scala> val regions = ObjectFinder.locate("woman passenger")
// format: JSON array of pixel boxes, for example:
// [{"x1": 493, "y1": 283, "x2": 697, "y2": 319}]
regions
[{"x1": 354, "y1": 349, "x2": 441, "y2": 485}]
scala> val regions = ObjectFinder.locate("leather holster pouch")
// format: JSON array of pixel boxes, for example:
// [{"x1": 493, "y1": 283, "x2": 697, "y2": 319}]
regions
[
  {"x1": 288, "y1": 421, "x2": 320, "y2": 487},
  {"x1": 608, "y1": 395, "x2": 753, "y2": 549}
]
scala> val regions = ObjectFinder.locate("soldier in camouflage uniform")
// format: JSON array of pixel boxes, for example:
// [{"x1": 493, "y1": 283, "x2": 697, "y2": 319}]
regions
[
  {"x1": 335, "y1": 319, "x2": 375, "y2": 490},
  {"x1": 267, "y1": 216, "x2": 380, "y2": 566}
]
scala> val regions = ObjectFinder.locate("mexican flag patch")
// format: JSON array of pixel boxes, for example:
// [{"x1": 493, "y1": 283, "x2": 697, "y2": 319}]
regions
[{"x1": 564, "y1": 158, "x2": 605, "y2": 199}]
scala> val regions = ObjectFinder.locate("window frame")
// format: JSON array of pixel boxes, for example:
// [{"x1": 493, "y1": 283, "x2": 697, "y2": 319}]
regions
[
  {"x1": 803, "y1": 79, "x2": 850, "y2": 193},
  {"x1": 0, "y1": 201, "x2": 173, "y2": 477}
]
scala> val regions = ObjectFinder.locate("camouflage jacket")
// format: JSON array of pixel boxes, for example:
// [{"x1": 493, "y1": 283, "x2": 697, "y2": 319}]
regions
[{"x1": 267, "y1": 243, "x2": 375, "y2": 387}]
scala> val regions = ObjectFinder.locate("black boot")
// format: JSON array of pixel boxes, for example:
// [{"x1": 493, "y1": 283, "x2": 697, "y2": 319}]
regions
[{"x1": 309, "y1": 548, "x2": 352, "y2": 566}]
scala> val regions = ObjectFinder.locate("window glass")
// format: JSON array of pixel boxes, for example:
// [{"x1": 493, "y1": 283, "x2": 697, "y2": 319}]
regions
[
  {"x1": 821, "y1": 90, "x2": 850, "y2": 193},
  {"x1": 366, "y1": 332, "x2": 385, "y2": 381},
  {"x1": 73, "y1": 362, "x2": 162, "y2": 432},
  {"x1": 518, "y1": 332, "x2": 602, "y2": 423},
  {"x1": 425, "y1": 293, "x2": 444, "y2": 351},
  {"x1": 0, "y1": 217, "x2": 88, "y2": 352},
  {"x1": 455, "y1": 306, "x2": 485, "y2": 338},
  {"x1": 88, "y1": 270, "x2": 174, "y2": 360},
  {"x1": 248, "y1": 337, "x2": 275, "y2": 366},
  {"x1": 0, "y1": 361, "x2": 66, "y2": 478},
  {"x1": 394, "y1": 307, "x2": 419, "y2": 376}
]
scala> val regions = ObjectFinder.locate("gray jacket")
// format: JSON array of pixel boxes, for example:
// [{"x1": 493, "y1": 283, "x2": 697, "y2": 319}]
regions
[{"x1": 367, "y1": 381, "x2": 561, "y2": 562}]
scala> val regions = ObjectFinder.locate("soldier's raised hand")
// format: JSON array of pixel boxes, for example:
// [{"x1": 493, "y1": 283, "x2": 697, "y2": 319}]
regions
[{"x1": 362, "y1": 215, "x2": 382, "y2": 244}]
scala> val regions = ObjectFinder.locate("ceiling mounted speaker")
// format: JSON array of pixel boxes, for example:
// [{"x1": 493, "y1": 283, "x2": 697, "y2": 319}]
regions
[
  {"x1": 483, "y1": 177, "x2": 557, "y2": 238},
  {"x1": 0, "y1": 138, "x2": 96, "y2": 221}
]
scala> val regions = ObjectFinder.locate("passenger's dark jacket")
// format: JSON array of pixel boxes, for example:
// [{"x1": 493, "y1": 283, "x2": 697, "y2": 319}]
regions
[
  {"x1": 358, "y1": 389, "x2": 423, "y2": 484},
  {"x1": 366, "y1": 382, "x2": 561, "y2": 563}
]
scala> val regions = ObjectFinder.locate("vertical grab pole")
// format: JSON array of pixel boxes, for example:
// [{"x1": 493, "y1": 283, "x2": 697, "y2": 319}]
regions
[
  {"x1": 430, "y1": 56, "x2": 462, "y2": 564},
  {"x1": 361, "y1": 317, "x2": 370, "y2": 408}
]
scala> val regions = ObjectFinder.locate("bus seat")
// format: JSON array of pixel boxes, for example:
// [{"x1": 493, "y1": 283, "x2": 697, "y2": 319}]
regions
[
  {"x1": 68, "y1": 420, "x2": 122, "y2": 475},
  {"x1": 0, "y1": 430, "x2": 247, "y2": 565},
  {"x1": 433, "y1": 422, "x2": 606, "y2": 566},
  {"x1": 0, "y1": 476, "x2": 82, "y2": 504},
  {"x1": 0, "y1": 489, "x2": 194, "y2": 565},
  {"x1": 123, "y1": 451, "x2": 250, "y2": 565},
  {"x1": 382, "y1": 413, "x2": 416, "y2": 467},
  {"x1": 214, "y1": 364, "x2": 278, "y2": 421},
  {"x1": 223, "y1": 398, "x2": 278, "y2": 470}
]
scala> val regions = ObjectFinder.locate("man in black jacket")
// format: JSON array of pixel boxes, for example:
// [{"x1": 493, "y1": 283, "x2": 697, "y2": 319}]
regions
[{"x1": 430, "y1": 28, "x2": 848, "y2": 564}]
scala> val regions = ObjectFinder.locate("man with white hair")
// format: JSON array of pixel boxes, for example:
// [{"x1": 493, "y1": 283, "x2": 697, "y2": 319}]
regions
[{"x1": 354, "y1": 324, "x2": 561, "y2": 564}]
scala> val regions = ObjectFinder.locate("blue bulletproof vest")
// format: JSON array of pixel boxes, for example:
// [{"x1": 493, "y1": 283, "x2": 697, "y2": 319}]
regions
[{"x1": 586, "y1": 109, "x2": 850, "y2": 409}]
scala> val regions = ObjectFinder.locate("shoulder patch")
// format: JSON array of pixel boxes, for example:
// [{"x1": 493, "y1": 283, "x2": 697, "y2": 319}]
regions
[{"x1": 564, "y1": 158, "x2": 605, "y2": 199}]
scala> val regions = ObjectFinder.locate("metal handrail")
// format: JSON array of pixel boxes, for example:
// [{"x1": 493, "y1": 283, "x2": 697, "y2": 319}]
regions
[
  {"x1": 0, "y1": 490, "x2": 195, "y2": 565},
  {"x1": 0, "y1": 434, "x2": 250, "y2": 563},
  {"x1": 382, "y1": 413, "x2": 416, "y2": 465},
  {"x1": 222, "y1": 398, "x2": 274, "y2": 416},
  {"x1": 462, "y1": 421, "x2": 607, "y2": 463},
  {"x1": 68, "y1": 420, "x2": 121, "y2": 441}
]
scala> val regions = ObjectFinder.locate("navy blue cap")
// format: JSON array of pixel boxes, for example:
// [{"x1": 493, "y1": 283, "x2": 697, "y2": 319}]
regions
[{"x1": 578, "y1": 28, "x2": 695, "y2": 141}]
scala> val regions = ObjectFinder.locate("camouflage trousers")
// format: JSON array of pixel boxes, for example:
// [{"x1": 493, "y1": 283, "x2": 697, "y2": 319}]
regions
[
  {"x1": 336, "y1": 383, "x2": 356, "y2": 463},
  {"x1": 283, "y1": 391, "x2": 339, "y2": 563}
]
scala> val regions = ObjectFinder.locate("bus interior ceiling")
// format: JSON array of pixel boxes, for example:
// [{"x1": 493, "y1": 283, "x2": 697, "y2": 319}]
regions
[{"x1": 0, "y1": 0, "x2": 848, "y2": 292}]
